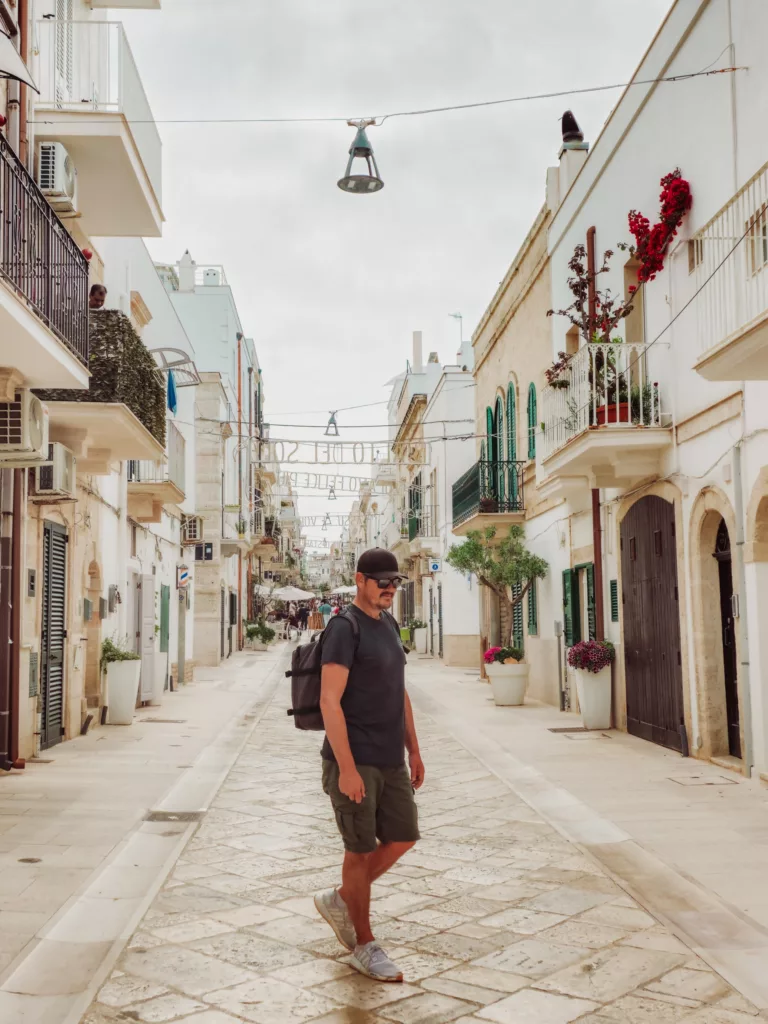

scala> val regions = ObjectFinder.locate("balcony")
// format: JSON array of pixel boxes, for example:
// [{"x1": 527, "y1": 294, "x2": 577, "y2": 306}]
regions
[
  {"x1": 452, "y1": 460, "x2": 525, "y2": 536},
  {"x1": 36, "y1": 309, "x2": 165, "y2": 473},
  {"x1": 539, "y1": 341, "x2": 671, "y2": 493},
  {"x1": 90, "y1": 1, "x2": 161, "y2": 8},
  {"x1": 0, "y1": 131, "x2": 89, "y2": 389},
  {"x1": 693, "y1": 160, "x2": 768, "y2": 381},
  {"x1": 126, "y1": 422, "x2": 185, "y2": 523},
  {"x1": 408, "y1": 504, "x2": 439, "y2": 555},
  {"x1": 35, "y1": 20, "x2": 163, "y2": 237},
  {"x1": 221, "y1": 508, "x2": 250, "y2": 557}
]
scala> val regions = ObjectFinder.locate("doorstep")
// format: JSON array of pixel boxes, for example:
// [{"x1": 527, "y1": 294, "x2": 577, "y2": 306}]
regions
[{"x1": 710, "y1": 754, "x2": 744, "y2": 775}]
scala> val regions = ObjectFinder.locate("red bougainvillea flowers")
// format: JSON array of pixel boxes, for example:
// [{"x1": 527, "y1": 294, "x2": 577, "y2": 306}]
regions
[{"x1": 626, "y1": 169, "x2": 692, "y2": 283}]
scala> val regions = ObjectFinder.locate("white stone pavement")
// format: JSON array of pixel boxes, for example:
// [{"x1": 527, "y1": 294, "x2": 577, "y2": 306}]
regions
[{"x1": 66, "y1": 652, "x2": 768, "y2": 1024}]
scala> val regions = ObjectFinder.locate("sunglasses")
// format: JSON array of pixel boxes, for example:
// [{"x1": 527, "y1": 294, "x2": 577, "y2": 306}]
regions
[{"x1": 364, "y1": 574, "x2": 404, "y2": 590}]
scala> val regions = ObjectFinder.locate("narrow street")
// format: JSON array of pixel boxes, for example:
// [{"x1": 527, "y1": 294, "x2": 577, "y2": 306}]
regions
[{"x1": 50, "y1": 652, "x2": 763, "y2": 1024}]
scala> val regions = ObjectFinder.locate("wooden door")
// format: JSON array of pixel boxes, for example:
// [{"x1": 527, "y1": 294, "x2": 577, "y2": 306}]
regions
[
  {"x1": 41, "y1": 522, "x2": 67, "y2": 750},
  {"x1": 715, "y1": 520, "x2": 741, "y2": 757},
  {"x1": 621, "y1": 496, "x2": 685, "y2": 751}
]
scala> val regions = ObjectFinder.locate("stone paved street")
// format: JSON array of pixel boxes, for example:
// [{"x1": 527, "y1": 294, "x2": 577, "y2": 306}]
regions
[{"x1": 81, "y1": 667, "x2": 766, "y2": 1024}]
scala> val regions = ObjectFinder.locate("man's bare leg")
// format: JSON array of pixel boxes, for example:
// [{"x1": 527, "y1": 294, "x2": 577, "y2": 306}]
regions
[
  {"x1": 339, "y1": 851, "x2": 375, "y2": 945},
  {"x1": 368, "y1": 840, "x2": 416, "y2": 883}
]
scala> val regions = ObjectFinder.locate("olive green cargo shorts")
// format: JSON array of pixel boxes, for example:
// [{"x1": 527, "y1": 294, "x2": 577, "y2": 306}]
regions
[{"x1": 322, "y1": 759, "x2": 421, "y2": 854}]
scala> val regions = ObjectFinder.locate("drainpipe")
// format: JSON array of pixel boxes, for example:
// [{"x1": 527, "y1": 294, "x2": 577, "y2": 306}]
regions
[
  {"x1": 18, "y1": 0, "x2": 28, "y2": 168},
  {"x1": 236, "y1": 334, "x2": 243, "y2": 650},
  {"x1": 586, "y1": 226, "x2": 605, "y2": 640},
  {"x1": 733, "y1": 434, "x2": 754, "y2": 778}
]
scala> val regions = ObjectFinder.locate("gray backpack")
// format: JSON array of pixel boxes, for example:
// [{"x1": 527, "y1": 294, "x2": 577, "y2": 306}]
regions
[{"x1": 285, "y1": 608, "x2": 402, "y2": 730}]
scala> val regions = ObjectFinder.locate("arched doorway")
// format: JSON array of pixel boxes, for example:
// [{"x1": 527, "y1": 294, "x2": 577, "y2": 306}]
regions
[
  {"x1": 620, "y1": 495, "x2": 685, "y2": 751},
  {"x1": 714, "y1": 520, "x2": 740, "y2": 758}
]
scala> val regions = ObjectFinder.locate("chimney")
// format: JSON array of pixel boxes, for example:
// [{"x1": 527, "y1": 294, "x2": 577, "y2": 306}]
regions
[
  {"x1": 412, "y1": 331, "x2": 423, "y2": 374},
  {"x1": 178, "y1": 249, "x2": 196, "y2": 292},
  {"x1": 556, "y1": 110, "x2": 589, "y2": 206}
]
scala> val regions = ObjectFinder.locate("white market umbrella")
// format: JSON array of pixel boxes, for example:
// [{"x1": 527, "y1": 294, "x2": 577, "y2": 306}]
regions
[
  {"x1": 333, "y1": 585, "x2": 357, "y2": 595},
  {"x1": 272, "y1": 586, "x2": 315, "y2": 601},
  {"x1": 253, "y1": 584, "x2": 273, "y2": 597}
]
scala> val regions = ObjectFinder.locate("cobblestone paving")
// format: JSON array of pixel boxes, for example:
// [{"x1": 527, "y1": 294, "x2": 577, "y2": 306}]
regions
[{"x1": 83, "y1": 696, "x2": 766, "y2": 1024}]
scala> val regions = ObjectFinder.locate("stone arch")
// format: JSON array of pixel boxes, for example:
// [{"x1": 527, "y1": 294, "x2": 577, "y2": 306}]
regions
[
  {"x1": 614, "y1": 481, "x2": 690, "y2": 740},
  {"x1": 689, "y1": 486, "x2": 743, "y2": 761},
  {"x1": 746, "y1": 466, "x2": 768, "y2": 563}
]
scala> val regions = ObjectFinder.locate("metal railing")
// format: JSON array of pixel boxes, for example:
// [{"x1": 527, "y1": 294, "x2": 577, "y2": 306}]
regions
[
  {"x1": 452, "y1": 459, "x2": 526, "y2": 529},
  {"x1": 407, "y1": 504, "x2": 439, "y2": 542},
  {"x1": 0, "y1": 130, "x2": 88, "y2": 363},
  {"x1": 36, "y1": 20, "x2": 162, "y2": 204},
  {"x1": 692, "y1": 158, "x2": 768, "y2": 358},
  {"x1": 540, "y1": 342, "x2": 662, "y2": 461},
  {"x1": 127, "y1": 422, "x2": 185, "y2": 493}
]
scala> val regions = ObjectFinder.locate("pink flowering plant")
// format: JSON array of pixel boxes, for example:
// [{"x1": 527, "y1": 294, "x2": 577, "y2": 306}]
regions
[
  {"x1": 567, "y1": 639, "x2": 615, "y2": 674},
  {"x1": 484, "y1": 645, "x2": 524, "y2": 665}
]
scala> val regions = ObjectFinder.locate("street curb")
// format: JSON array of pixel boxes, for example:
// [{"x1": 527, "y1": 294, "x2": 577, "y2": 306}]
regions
[
  {"x1": 0, "y1": 647, "x2": 290, "y2": 1024},
  {"x1": 407, "y1": 678, "x2": 768, "y2": 1011}
]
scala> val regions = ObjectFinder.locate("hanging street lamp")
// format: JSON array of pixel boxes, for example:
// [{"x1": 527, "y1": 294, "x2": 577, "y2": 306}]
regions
[{"x1": 338, "y1": 119, "x2": 384, "y2": 194}]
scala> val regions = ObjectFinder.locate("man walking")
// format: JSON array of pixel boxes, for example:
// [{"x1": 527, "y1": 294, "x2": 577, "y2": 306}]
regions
[
  {"x1": 318, "y1": 597, "x2": 333, "y2": 628},
  {"x1": 315, "y1": 548, "x2": 424, "y2": 982}
]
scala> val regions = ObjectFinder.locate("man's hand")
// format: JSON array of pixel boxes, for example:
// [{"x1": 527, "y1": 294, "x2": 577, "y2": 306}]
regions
[
  {"x1": 409, "y1": 752, "x2": 425, "y2": 790},
  {"x1": 338, "y1": 768, "x2": 366, "y2": 803}
]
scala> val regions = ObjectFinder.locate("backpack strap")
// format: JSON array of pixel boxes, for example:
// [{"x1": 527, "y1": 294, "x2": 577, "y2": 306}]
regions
[{"x1": 319, "y1": 606, "x2": 361, "y2": 658}]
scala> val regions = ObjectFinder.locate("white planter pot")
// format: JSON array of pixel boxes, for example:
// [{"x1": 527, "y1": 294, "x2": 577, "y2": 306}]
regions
[
  {"x1": 414, "y1": 627, "x2": 428, "y2": 654},
  {"x1": 106, "y1": 661, "x2": 141, "y2": 725},
  {"x1": 151, "y1": 652, "x2": 168, "y2": 706},
  {"x1": 252, "y1": 641, "x2": 269, "y2": 651},
  {"x1": 573, "y1": 665, "x2": 612, "y2": 730},
  {"x1": 486, "y1": 662, "x2": 529, "y2": 706}
]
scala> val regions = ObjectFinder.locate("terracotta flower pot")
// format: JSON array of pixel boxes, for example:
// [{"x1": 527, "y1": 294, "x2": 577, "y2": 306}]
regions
[{"x1": 595, "y1": 402, "x2": 630, "y2": 426}]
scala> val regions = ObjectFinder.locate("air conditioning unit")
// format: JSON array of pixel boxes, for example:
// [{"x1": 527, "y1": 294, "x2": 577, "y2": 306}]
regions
[
  {"x1": 33, "y1": 443, "x2": 76, "y2": 498},
  {"x1": 36, "y1": 142, "x2": 78, "y2": 214},
  {"x1": 0, "y1": 391, "x2": 49, "y2": 465},
  {"x1": 181, "y1": 514, "x2": 204, "y2": 544}
]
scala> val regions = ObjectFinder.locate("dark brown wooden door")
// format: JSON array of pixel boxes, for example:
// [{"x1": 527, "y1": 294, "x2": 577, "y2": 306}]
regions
[
  {"x1": 621, "y1": 496, "x2": 684, "y2": 751},
  {"x1": 715, "y1": 520, "x2": 741, "y2": 758}
]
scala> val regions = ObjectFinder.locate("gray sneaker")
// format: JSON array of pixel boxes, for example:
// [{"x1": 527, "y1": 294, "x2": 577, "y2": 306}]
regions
[
  {"x1": 349, "y1": 942, "x2": 403, "y2": 982},
  {"x1": 314, "y1": 889, "x2": 355, "y2": 951}
]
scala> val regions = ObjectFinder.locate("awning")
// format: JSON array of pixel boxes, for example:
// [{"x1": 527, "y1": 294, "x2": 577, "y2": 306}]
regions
[{"x1": 0, "y1": 33, "x2": 37, "y2": 92}]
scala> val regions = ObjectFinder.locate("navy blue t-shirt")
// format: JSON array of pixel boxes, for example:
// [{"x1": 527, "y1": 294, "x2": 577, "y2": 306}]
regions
[{"x1": 320, "y1": 605, "x2": 406, "y2": 768}]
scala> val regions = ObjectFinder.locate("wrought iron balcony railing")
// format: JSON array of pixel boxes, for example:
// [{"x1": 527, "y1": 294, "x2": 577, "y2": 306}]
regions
[
  {"x1": 0, "y1": 131, "x2": 88, "y2": 363},
  {"x1": 452, "y1": 459, "x2": 526, "y2": 529},
  {"x1": 540, "y1": 341, "x2": 663, "y2": 461},
  {"x1": 407, "y1": 504, "x2": 439, "y2": 542}
]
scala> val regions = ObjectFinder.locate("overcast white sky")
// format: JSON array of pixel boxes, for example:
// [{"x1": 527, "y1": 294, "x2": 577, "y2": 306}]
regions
[{"x1": 122, "y1": 0, "x2": 674, "y2": 553}]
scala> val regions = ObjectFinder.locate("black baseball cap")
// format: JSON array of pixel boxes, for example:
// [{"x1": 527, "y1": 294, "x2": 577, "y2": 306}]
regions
[{"x1": 356, "y1": 548, "x2": 407, "y2": 580}]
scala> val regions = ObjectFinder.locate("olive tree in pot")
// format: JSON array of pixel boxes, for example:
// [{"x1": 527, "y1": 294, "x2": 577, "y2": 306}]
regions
[
  {"x1": 100, "y1": 637, "x2": 141, "y2": 726},
  {"x1": 567, "y1": 639, "x2": 616, "y2": 729},
  {"x1": 446, "y1": 526, "x2": 548, "y2": 706}
]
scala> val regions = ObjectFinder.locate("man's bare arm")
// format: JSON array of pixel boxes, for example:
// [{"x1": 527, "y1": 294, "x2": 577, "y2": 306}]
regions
[
  {"x1": 320, "y1": 663, "x2": 366, "y2": 803},
  {"x1": 404, "y1": 690, "x2": 425, "y2": 789}
]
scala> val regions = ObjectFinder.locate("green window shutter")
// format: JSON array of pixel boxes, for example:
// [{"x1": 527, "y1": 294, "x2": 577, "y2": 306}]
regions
[
  {"x1": 486, "y1": 407, "x2": 494, "y2": 463},
  {"x1": 586, "y1": 564, "x2": 596, "y2": 640},
  {"x1": 506, "y1": 385, "x2": 516, "y2": 462},
  {"x1": 527, "y1": 383, "x2": 537, "y2": 460},
  {"x1": 512, "y1": 583, "x2": 524, "y2": 651},
  {"x1": 527, "y1": 578, "x2": 538, "y2": 635},
  {"x1": 562, "y1": 570, "x2": 573, "y2": 646},
  {"x1": 610, "y1": 579, "x2": 619, "y2": 622},
  {"x1": 494, "y1": 396, "x2": 504, "y2": 500}
]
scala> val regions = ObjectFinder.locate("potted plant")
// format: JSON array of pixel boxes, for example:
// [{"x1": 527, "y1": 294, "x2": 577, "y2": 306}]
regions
[
  {"x1": 410, "y1": 619, "x2": 428, "y2": 654},
  {"x1": 100, "y1": 637, "x2": 141, "y2": 726},
  {"x1": 236, "y1": 517, "x2": 248, "y2": 537},
  {"x1": 567, "y1": 639, "x2": 616, "y2": 729},
  {"x1": 484, "y1": 645, "x2": 528, "y2": 705},
  {"x1": 245, "y1": 619, "x2": 276, "y2": 651}
]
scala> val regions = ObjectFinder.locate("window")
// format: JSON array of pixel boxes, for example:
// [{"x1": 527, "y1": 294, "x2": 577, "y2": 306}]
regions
[
  {"x1": 527, "y1": 578, "x2": 538, "y2": 635},
  {"x1": 527, "y1": 384, "x2": 537, "y2": 460},
  {"x1": 562, "y1": 563, "x2": 596, "y2": 645},
  {"x1": 623, "y1": 258, "x2": 644, "y2": 345},
  {"x1": 688, "y1": 237, "x2": 704, "y2": 274},
  {"x1": 506, "y1": 384, "x2": 516, "y2": 463},
  {"x1": 130, "y1": 522, "x2": 137, "y2": 558}
]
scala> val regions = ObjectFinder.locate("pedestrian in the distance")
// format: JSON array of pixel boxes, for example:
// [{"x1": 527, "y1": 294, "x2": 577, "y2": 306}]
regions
[
  {"x1": 318, "y1": 597, "x2": 332, "y2": 628},
  {"x1": 314, "y1": 548, "x2": 424, "y2": 983}
]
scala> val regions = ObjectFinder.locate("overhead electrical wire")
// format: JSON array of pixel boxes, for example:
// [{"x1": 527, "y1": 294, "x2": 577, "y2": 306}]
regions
[{"x1": 29, "y1": 67, "x2": 744, "y2": 128}]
